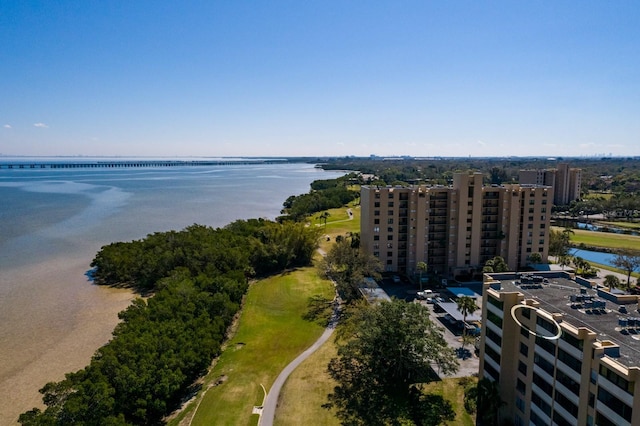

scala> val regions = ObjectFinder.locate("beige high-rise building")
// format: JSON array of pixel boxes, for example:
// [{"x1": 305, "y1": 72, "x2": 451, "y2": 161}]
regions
[
  {"x1": 479, "y1": 272, "x2": 640, "y2": 426},
  {"x1": 360, "y1": 172, "x2": 553, "y2": 279},
  {"x1": 519, "y1": 163, "x2": 582, "y2": 206}
]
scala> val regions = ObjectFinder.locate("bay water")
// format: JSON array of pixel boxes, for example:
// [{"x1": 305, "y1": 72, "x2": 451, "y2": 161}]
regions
[{"x1": 0, "y1": 161, "x2": 344, "y2": 424}]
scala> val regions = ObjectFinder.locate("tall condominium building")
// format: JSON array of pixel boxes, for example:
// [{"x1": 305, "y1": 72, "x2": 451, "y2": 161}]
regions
[
  {"x1": 360, "y1": 172, "x2": 553, "y2": 279},
  {"x1": 479, "y1": 272, "x2": 640, "y2": 426},
  {"x1": 519, "y1": 163, "x2": 582, "y2": 206}
]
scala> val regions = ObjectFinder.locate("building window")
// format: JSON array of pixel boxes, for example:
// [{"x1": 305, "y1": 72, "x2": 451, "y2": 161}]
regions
[
  {"x1": 558, "y1": 348, "x2": 582, "y2": 373},
  {"x1": 518, "y1": 360, "x2": 527, "y2": 375},
  {"x1": 487, "y1": 310, "x2": 503, "y2": 328},
  {"x1": 374, "y1": 210, "x2": 380, "y2": 216},
  {"x1": 388, "y1": 201, "x2": 394, "y2": 207},
  {"x1": 373, "y1": 226, "x2": 380, "y2": 233},
  {"x1": 520, "y1": 342, "x2": 529, "y2": 357},
  {"x1": 488, "y1": 296, "x2": 504, "y2": 310},
  {"x1": 533, "y1": 372, "x2": 553, "y2": 396},
  {"x1": 375, "y1": 192, "x2": 380, "y2": 199},
  {"x1": 595, "y1": 412, "x2": 617, "y2": 426},
  {"x1": 386, "y1": 259, "x2": 393, "y2": 265},
  {"x1": 516, "y1": 378, "x2": 526, "y2": 394},
  {"x1": 373, "y1": 235, "x2": 379, "y2": 241},
  {"x1": 387, "y1": 235, "x2": 393, "y2": 241},
  {"x1": 531, "y1": 391, "x2": 551, "y2": 417},
  {"x1": 388, "y1": 218, "x2": 394, "y2": 224},
  {"x1": 388, "y1": 210, "x2": 394, "y2": 216},
  {"x1": 486, "y1": 327, "x2": 502, "y2": 346},
  {"x1": 555, "y1": 390, "x2": 579, "y2": 418},
  {"x1": 387, "y1": 251, "x2": 393, "y2": 257},
  {"x1": 599, "y1": 365, "x2": 634, "y2": 394},
  {"x1": 374, "y1": 218, "x2": 380, "y2": 224},
  {"x1": 597, "y1": 387, "x2": 632, "y2": 422},
  {"x1": 388, "y1": 193, "x2": 394, "y2": 199},
  {"x1": 374, "y1": 201, "x2": 380, "y2": 207},
  {"x1": 387, "y1": 227, "x2": 393, "y2": 232},
  {"x1": 485, "y1": 344, "x2": 501, "y2": 364},
  {"x1": 373, "y1": 251, "x2": 379, "y2": 257}
]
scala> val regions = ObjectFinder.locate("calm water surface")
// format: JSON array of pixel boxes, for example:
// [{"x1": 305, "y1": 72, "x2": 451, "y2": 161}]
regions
[{"x1": 0, "y1": 161, "x2": 344, "y2": 423}]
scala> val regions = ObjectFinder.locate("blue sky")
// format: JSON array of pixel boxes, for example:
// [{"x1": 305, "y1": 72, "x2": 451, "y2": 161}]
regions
[{"x1": 1, "y1": 1, "x2": 639, "y2": 157}]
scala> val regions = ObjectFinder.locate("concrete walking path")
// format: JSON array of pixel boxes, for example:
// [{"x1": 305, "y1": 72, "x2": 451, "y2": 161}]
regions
[{"x1": 258, "y1": 303, "x2": 340, "y2": 426}]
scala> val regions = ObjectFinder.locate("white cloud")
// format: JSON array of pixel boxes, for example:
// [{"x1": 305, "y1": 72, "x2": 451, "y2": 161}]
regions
[
  {"x1": 33, "y1": 123, "x2": 48, "y2": 128},
  {"x1": 477, "y1": 140, "x2": 486, "y2": 147},
  {"x1": 3, "y1": 124, "x2": 11, "y2": 129}
]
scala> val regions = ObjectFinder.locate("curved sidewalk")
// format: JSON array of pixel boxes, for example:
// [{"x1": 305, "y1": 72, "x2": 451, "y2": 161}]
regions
[{"x1": 259, "y1": 304, "x2": 340, "y2": 426}]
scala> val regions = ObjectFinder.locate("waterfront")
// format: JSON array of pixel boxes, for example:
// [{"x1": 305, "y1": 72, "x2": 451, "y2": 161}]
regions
[{"x1": 0, "y1": 161, "x2": 344, "y2": 424}]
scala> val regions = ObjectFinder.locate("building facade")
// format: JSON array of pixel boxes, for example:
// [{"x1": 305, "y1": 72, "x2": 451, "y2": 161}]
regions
[
  {"x1": 519, "y1": 163, "x2": 582, "y2": 206},
  {"x1": 479, "y1": 272, "x2": 640, "y2": 426},
  {"x1": 360, "y1": 172, "x2": 553, "y2": 279}
]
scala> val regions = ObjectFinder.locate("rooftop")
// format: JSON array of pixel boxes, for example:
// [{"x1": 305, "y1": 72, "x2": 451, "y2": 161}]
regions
[{"x1": 493, "y1": 274, "x2": 640, "y2": 368}]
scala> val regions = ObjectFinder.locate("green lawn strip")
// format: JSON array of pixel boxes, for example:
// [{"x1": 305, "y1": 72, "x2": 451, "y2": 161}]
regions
[
  {"x1": 422, "y1": 378, "x2": 476, "y2": 426},
  {"x1": 274, "y1": 337, "x2": 340, "y2": 426},
  {"x1": 187, "y1": 267, "x2": 334, "y2": 425},
  {"x1": 598, "y1": 221, "x2": 640, "y2": 230},
  {"x1": 584, "y1": 260, "x2": 640, "y2": 280},
  {"x1": 552, "y1": 227, "x2": 640, "y2": 251}
]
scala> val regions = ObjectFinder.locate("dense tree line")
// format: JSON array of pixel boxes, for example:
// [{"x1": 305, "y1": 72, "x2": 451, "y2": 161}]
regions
[
  {"x1": 20, "y1": 220, "x2": 322, "y2": 425},
  {"x1": 281, "y1": 174, "x2": 359, "y2": 221}
]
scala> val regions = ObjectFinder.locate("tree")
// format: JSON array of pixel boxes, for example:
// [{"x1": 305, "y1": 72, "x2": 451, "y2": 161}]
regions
[
  {"x1": 417, "y1": 261, "x2": 428, "y2": 291},
  {"x1": 527, "y1": 252, "x2": 542, "y2": 265},
  {"x1": 456, "y1": 296, "x2": 478, "y2": 326},
  {"x1": 456, "y1": 296, "x2": 479, "y2": 342},
  {"x1": 611, "y1": 249, "x2": 640, "y2": 290},
  {"x1": 604, "y1": 274, "x2": 621, "y2": 292},
  {"x1": 484, "y1": 256, "x2": 509, "y2": 273},
  {"x1": 464, "y1": 378, "x2": 505, "y2": 426},
  {"x1": 325, "y1": 299, "x2": 459, "y2": 425},
  {"x1": 558, "y1": 254, "x2": 573, "y2": 270},
  {"x1": 318, "y1": 235, "x2": 382, "y2": 302},
  {"x1": 318, "y1": 211, "x2": 330, "y2": 229}
]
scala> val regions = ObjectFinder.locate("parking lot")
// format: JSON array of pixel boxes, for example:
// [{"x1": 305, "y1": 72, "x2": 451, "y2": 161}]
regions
[{"x1": 379, "y1": 276, "x2": 481, "y2": 378}]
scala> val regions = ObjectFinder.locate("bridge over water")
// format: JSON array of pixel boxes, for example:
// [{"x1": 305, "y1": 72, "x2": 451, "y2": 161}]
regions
[{"x1": 0, "y1": 158, "x2": 288, "y2": 170}]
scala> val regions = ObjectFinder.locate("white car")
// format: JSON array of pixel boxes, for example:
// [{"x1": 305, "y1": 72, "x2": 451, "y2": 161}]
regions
[{"x1": 417, "y1": 290, "x2": 433, "y2": 299}]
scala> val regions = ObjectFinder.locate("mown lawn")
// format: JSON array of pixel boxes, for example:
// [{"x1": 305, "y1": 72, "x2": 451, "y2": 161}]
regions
[
  {"x1": 175, "y1": 267, "x2": 334, "y2": 426},
  {"x1": 422, "y1": 378, "x2": 476, "y2": 426},
  {"x1": 274, "y1": 337, "x2": 340, "y2": 426},
  {"x1": 598, "y1": 220, "x2": 640, "y2": 230},
  {"x1": 275, "y1": 340, "x2": 476, "y2": 426},
  {"x1": 552, "y1": 227, "x2": 640, "y2": 251}
]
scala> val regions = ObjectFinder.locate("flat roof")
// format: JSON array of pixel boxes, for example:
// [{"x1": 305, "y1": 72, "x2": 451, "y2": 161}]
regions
[
  {"x1": 359, "y1": 278, "x2": 391, "y2": 304},
  {"x1": 453, "y1": 287, "x2": 480, "y2": 298},
  {"x1": 438, "y1": 302, "x2": 482, "y2": 322},
  {"x1": 494, "y1": 276, "x2": 640, "y2": 368}
]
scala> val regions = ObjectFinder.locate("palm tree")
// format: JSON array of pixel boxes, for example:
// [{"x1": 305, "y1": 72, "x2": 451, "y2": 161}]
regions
[
  {"x1": 318, "y1": 211, "x2": 330, "y2": 229},
  {"x1": 416, "y1": 261, "x2": 427, "y2": 291},
  {"x1": 475, "y1": 378, "x2": 505, "y2": 425},
  {"x1": 603, "y1": 274, "x2": 620, "y2": 292},
  {"x1": 456, "y1": 296, "x2": 479, "y2": 339}
]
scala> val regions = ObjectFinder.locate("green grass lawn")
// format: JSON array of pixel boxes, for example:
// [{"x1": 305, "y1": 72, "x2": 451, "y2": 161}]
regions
[
  {"x1": 176, "y1": 267, "x2": 334, "y2": 426},
  {"x1": 423, "y1": 378, "x2": 477, "y2": 426},
  {"x1": 274, "y1": 337, "x2": 340, "y2": 426},
  {"x1": 598, "y1": 220, "x2": 640, "y2": 230},
  {"x1": 552, "y1": 227, "x2": 640, "y2": 251}
]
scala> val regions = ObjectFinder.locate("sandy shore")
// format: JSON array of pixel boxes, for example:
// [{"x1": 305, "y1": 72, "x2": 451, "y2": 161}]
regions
[{"x1": 0, "y1": 255, "x2": 134, "y2": 425}]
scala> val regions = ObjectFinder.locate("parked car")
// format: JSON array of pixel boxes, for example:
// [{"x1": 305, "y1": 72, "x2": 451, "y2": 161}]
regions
[
  {"x1": 417, "y1": 290, "x2": 433, "y2": 299},
  {"x1": 392, "y1": 275, "x2": 401, "y2": 283}
]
